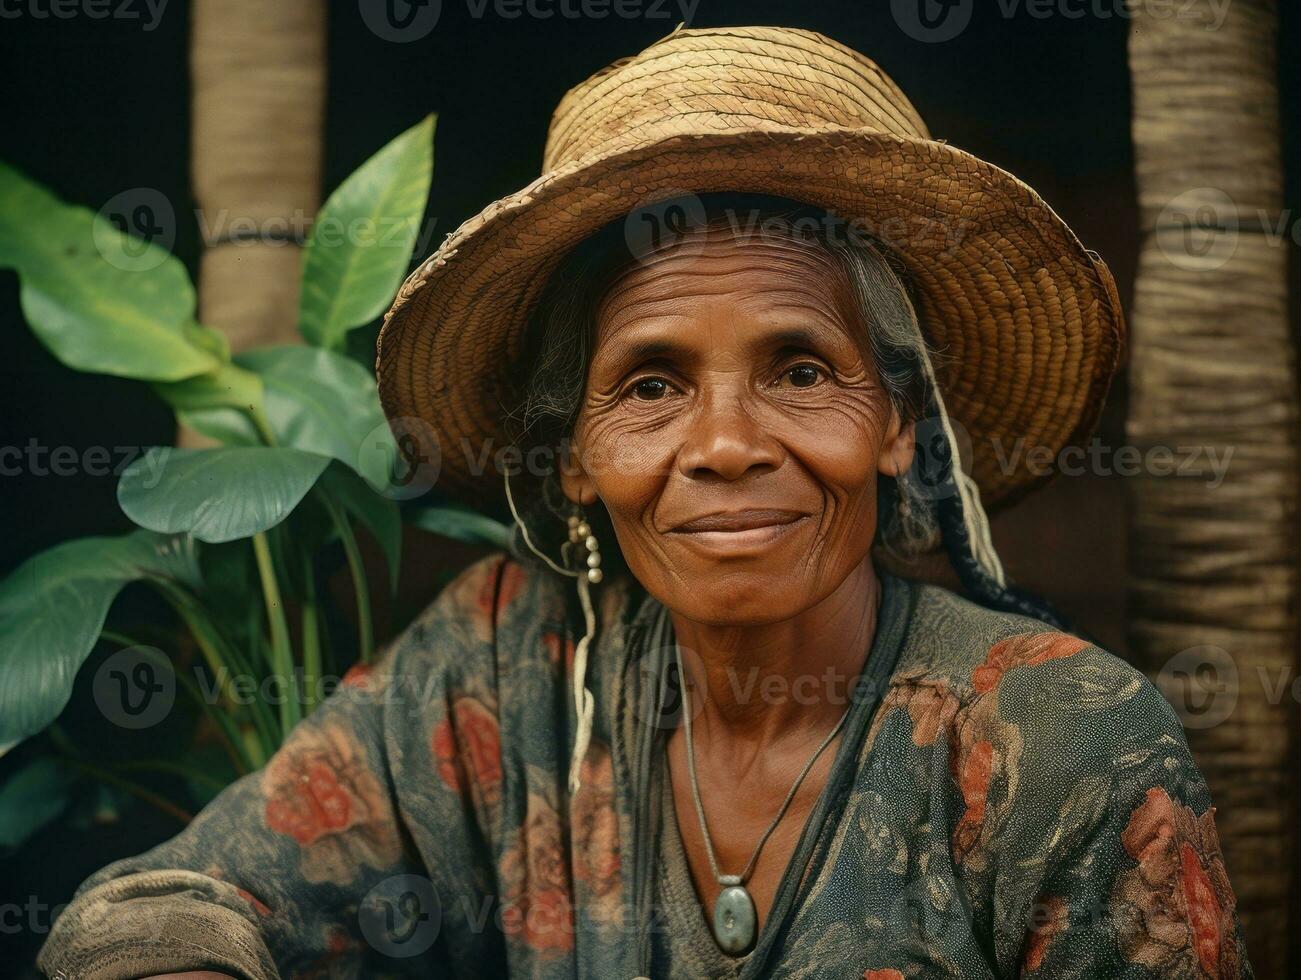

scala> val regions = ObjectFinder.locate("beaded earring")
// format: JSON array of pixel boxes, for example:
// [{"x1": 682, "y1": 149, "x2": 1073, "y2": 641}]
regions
[{"x1": 566, "y1": 513, "x2": 603, "y2": 584}]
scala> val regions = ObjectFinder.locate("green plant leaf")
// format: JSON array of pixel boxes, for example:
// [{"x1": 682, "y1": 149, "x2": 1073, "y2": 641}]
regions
[
  {"x1": 0, "y1": 758, "x2": 78, "y2": 847},
  {"x1": 0, "y1": 161, "x2": 220, "y2": 381},
  {"x1": 318, "y1": 463, "x2": 402, "y2": 590},
  {"x1": 118, "y1": 446, "x2": 331, "y2": 544},
  {"x1": 298, "y1": 115, "x2": 436, "y2": 349},
  {"x1": 0, "y1": 532, "x2": 201, "y2": 753},
  {"x1": 183, "y1": 346, "x2": 400, "y2": 491},
  {"x1": 408, "y1": 505, "x2": 513, "y2": 550}
]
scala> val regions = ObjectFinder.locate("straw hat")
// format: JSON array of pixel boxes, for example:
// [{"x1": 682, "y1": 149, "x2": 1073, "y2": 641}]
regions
[{"x1": 376, "y1": 25, "x2": 1125, "y2": 512}]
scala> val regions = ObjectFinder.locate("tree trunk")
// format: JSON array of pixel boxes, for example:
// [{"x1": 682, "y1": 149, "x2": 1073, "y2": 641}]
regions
[
  {"x1": 1128, "y1": 1, "x2": 1296, "y2": 973},
  {"x1": 190, "y1": 0, "x2": 326, "y2": 350}
]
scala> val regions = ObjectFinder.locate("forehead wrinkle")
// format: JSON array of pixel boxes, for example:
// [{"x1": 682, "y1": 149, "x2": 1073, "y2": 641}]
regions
[
  {"x1": 616, "y1": 232, "x2": 840, "y2": 283},
  {"x1": 594, "y1": 234, "x2": 855, "y2": 355},
  {"x1": 601, "y1": 255, "x2": 842, "y2": 322}
]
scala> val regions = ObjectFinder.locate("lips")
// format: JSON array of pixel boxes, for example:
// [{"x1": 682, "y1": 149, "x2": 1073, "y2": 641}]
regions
[
  {"x1": 668, "y1": 508, "x2": 808, "y2": 533},
  {"x1": 665, "y1": 509, "x2": 811, "y2": 556}
]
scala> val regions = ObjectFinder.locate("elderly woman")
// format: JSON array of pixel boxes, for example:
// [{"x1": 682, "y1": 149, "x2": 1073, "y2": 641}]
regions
[{"x1": 41, "y1": 25, "x2": 1249, "y2": 980}]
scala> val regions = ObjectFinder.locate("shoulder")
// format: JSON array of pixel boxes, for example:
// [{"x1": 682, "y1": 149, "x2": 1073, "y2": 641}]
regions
[
  {"x1": 882, "y1": 579, "x2": 1192, "y2": 784},
  {"x1": 371, "y1": 551, "x2": 561, "y2": 686},
  {"x1": 892, "y1": 579, "x2": 1098, "y2": 690},
  {"x1": 891, "y1": 579, "x2": 1153, "y2": 716},
  {"x1": 374, "y1": 549, "x2": 646, "y2": 690}
]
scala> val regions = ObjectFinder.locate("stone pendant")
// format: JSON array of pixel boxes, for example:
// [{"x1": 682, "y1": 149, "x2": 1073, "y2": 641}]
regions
[{"x1": 712, "y1": 878, "x2": 757, "y2": 956}]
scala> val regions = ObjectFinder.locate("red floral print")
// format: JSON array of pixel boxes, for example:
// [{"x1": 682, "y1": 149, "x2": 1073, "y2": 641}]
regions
[
  {"x1": 235, "y1": 886, "x2": 271, "y2": 918},
  {"x1": 477, "y1": 556, "x2": 527, "y2": 625},
  {"x1": 971, "y1": 632, "x2": 1090, "y2": 694},
  {"x1": 1111, "y1": 787, "x2": 1240, "y2": 978},
  {"x1": 340, "y1": 662, "x2": 374, "y2": 689},
  {"x1": 499, "y1": 794, "x2": 575, "y2": 957},
  {"x1": 203, "y1": 865, "x2": 271, "y2": 917},
  {"x1": 952, "y1": 739, "x2": 993, "y2": 862},
  {"x1": 542, "y1": 629, "x2": 576, "y2": 674},
  {"x1": 571, "y1": 743, "x2": 622, "y2": 926},
  {"x1": 431, "y1": 695, "x2": 504, "y2": 819},
  {"x1": 262, "y1": 722, "x2": 399, "y2": 884},
  {"x1": 440, "y1": 553, "x2": 527, "y2": 644},
  {"x1": 873, "y1": 679, "x2": 962, "y2": 748},
  {"x1": 290, "y1": 927, "x2": 356, "y2": 980},
  {"x1": 1023, "y1": 895, "x2": 1068, "y2": 971}
]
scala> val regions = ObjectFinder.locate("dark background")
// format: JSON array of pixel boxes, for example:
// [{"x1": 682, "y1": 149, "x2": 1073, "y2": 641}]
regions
[{"x1": 1, "y1": 0, "x2": 1297, "y2": 971}]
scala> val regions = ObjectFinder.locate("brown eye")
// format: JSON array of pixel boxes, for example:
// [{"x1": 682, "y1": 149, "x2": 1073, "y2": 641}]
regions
[
  {"x1": 786, "y1": 364, "x2": 823, "y2": 388},
  {"x1": 630, "y1": 377, "x2": 670, "y2": 400}
]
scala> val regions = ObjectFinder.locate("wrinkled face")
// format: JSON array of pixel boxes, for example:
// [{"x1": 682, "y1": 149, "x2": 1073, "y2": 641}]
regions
[{"x1": 560, "y1": 226, "x2": 915, "y2": 626}]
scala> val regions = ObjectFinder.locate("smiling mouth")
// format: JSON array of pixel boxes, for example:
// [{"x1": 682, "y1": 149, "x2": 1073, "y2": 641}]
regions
[{"x1": 666, "y1": 509, "x2": 810, "y2": 552}]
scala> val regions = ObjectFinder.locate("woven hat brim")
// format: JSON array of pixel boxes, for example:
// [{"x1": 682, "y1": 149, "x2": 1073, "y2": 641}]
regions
[{"x1": 376, "y1": 125, "x2": 1125, "y2": 513}]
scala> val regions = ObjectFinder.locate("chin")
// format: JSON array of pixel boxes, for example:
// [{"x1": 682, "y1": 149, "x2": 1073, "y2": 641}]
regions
[{"x1": 659, "y1": 565, "x2": 817, "y2": 627}]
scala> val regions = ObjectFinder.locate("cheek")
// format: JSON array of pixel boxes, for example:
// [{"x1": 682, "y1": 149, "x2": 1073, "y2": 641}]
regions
[
  {"x1": 572, "y1": 411, "x2": 675, "y2": 516},
  {"x1": 774, "y1": 391, "x2": 891, "y2": 504}
]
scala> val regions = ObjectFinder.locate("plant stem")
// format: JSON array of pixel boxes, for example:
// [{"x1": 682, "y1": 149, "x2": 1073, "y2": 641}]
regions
[
  {"x1": 100, "y1": 628, "x2": 253, "y2": 773},
  {"x1": 57, "y1": 758, "x2": 194, "y2": 826},
  {"x1": 253, "y1": 532, "x2": 300, "y2": 733},
  {"x1": 144, "y1": 583, "x2": 235, "y2": 703},
  {"x1": 301, "y1": 554, "x2": 322, "y2": 713},
  {"x1": 150, "y1": 579, "x2": 279, "y2": 758},
  {"x1": 320, "y1": 494, "x2": 374, "y2": 663},
  {"x1": 248, "y1": 405, "x2": 278, "y2": 447},
  {"x1": 112, "y1": 759, "x2": 228, "y2": 793},
  {"x1": 173, "y1": 667, "x2": 257, "y2": 773}
]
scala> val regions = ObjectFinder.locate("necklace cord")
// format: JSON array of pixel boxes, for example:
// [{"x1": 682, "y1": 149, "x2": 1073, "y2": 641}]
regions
[{"x1": 673, "y1": 645, "x2": 856, "y2": 887}]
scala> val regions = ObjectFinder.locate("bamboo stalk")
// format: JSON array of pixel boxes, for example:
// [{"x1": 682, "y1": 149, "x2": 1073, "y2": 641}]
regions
[{"x1": 1127, "y1": 1, "x2": 1297, "y2": 972}]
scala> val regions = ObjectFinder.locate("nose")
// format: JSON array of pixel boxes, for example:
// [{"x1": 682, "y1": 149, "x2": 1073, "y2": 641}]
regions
[{"x1": 676, "y1": 386, "x2": 783, "y2": 482}]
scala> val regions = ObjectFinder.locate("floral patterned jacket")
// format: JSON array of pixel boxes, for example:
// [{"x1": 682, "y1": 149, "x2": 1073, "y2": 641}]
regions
[{"x1": 38, "y1": 551, "x2": 1251, "y2": 979}]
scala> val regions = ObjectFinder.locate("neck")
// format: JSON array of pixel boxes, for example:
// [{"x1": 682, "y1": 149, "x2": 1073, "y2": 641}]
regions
[{"x1": 669, "y1": 558, "x2": 883, "y2": 749}]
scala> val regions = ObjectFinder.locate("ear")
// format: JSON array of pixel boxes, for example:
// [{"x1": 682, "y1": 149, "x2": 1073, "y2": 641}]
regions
[
  {"x1": 877, "y1": 409, "x2": 916, "y2": 480},
  {"x1": 558, "y1": 434, "x2": 599, "y2": 508}
]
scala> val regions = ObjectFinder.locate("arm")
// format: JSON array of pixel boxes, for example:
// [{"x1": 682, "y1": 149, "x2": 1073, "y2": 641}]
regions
[
  {"x1": 952, "y1": 635, "x2": 1252, "y2": 978},
  {"x1": 34, "y1": 555, "x2": 514, "y2": 980}
]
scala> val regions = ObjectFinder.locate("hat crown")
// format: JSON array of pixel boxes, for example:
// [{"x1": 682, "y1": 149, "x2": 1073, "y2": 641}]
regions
[{"x1": 543, "y1": 26, "x2": 931, "y2": 172}]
